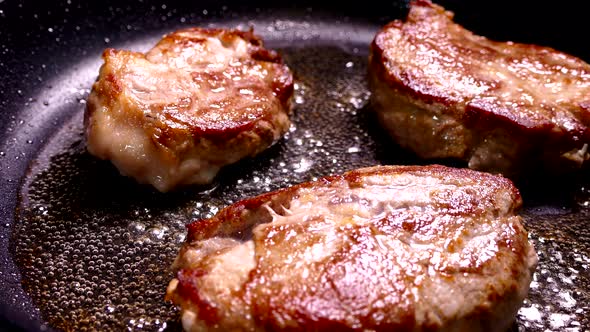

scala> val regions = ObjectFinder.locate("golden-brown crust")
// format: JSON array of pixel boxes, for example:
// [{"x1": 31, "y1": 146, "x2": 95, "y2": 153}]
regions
[
  {"x1": 140, "y1": 28, "x2": 292, "y2": 141},
  {"x1": 171, "y1": 165, "x2": 534, "y2": 331},
  {"x1": 186, "y1": 164, "x2": 521, "y2": 241},
  {"x1": 84, "y1": 27, "x2": 293, "y2": 191},
  {"x1": 369, "y1": 0, "x2": 590, "y2": 170},
  {"x1": 88, "y1": 27, "x2": 293, "y2": 141}
]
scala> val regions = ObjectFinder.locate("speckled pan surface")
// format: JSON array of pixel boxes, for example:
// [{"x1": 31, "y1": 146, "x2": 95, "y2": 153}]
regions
[{"x1": 0, "y1": 1, "x2": 589, "y2": 331}]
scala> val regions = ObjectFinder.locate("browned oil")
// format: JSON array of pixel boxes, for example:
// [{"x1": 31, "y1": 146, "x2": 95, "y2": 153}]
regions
[{"x1": 11, "y1": 42, "x2": 590, "y2": 332}]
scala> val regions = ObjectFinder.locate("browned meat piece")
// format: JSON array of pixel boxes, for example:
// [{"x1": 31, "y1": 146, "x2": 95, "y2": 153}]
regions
[
  {"x1": 85, "y1": 28, "x2": 293, "y2": 192},
  {"x1": 369, "y1": 0, "x2": 590, "y2": 177},
  {"x1": 166, "y1": 165, "x2": 537, "y2": 332}
]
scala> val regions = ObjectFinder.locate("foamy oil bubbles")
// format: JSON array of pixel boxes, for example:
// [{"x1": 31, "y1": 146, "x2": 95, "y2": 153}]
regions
[
  {"x1": 516, "y1": 206, "x2": 590, "y2": 331},
  {"x1": 574, "y1": 185, "x2": 590, "y2": 208},
  {"x1": 11, "y1": 45, "x2": 384, "y2": 329},
  {"x1": 14, "y1": 140, "x2": 193, "y2": 330},
  {"x1": 11, "y1": 25, "x2": 590, "y2": 332},
  {"x1": 293, "y1": 82, "x2": 308, "y2": 105}
]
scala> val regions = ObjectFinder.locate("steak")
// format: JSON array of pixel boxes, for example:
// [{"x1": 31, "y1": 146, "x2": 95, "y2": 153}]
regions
[
  {"x1": 85, "y1": 28, "x2": 293, "y2": 192},
  {"x1": 166, "y1": 165, "x2": 537, "y2": 331},
  {"x1": 369, "y1": 0, "x2": 590, "y2": 177}
]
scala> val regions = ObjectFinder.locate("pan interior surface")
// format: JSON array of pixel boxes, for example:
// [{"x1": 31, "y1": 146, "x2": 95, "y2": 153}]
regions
[
  {"x1": 9, "y1": 15, "x2": 408, "y2": 332},
  {"x1": 1, "y1": 1, "x2": 589, "y2": 332}
]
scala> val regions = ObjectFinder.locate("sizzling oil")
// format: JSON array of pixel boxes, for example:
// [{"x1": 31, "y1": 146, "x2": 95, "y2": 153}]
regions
[
  {"x1": 12, "y1": 45, "x2": 392, "y2": 331},
  {"x1": 11, "y1": 44, "x2": 590, "y2": 332}
]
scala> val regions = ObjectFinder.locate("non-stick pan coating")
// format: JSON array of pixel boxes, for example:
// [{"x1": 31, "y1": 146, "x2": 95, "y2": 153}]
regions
[{"x1": 1, "y1": 1, "x2": 589, "y2": 331}]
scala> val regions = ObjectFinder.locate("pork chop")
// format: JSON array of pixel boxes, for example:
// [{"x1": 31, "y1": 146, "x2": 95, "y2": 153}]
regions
[
  {"x1": 369, "y1": 0, "x2": 590, "y2": 177},
  {"x1": 85, "y1": 28, "x2": 293, "y2": 192},
  {"x1": 166, "y1": 165, "x2": 537, "y2": 331}
]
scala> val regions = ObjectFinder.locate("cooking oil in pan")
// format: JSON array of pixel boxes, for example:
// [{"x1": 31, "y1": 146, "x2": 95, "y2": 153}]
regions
[
  {"x1": 12, "y1": 45, "x2": 388, "y2": 331},
  {"x1": 11, "y1": 44, "x2": 590, "y2": 331}
]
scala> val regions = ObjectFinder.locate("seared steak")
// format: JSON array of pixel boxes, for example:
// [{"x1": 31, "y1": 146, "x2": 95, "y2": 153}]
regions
[
  {"x1": 85, "y1": 28, "x2": 293, "y2": 192},
  {"x1": 166, "y1": 165, "x2": 537, "y2": 331},
  {"x1": 369, "y1": 0, "x2": 590, "y2": 177}
]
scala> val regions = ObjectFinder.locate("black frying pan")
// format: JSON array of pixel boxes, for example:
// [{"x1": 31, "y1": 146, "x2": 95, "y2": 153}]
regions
[{"x1": 1, "y1": 0, "x2": 589, "y2": 331}]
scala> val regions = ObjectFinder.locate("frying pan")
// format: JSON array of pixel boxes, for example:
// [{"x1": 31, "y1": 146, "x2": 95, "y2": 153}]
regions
[{"x1": 1, "y1": 0, "x2": 589, "y2": 331}]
